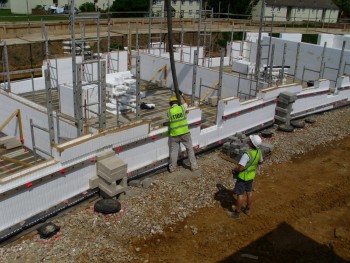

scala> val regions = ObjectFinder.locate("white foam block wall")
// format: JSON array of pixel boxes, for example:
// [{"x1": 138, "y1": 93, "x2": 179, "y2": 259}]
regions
[
  {"x1": 280, "y1": 33, "x2": 302, "y2": 42},
  {"x1": 227, "y1": 42, "x2": 243, "y2": 60},
  {"x1": 2, "y1": 79, "x2": 350, "y2": 232},
  {"x1": 318, "y1": 34, "x2": 335, "y2": 47},
  {"x1": 139, "y1": 53, "x2": 256, "y2": 100},
  {"x1": 108, "y1": 51, "x2": 128, "y2": 72},
  {"x1": 261, "y1": 37, "x2": 350, "y2": 82},
  {"x1": 11, "y1": 77, "x2": 46, "y2": 94},
  {"x1": 0, "y1": 164, "x2": 95, "y2": 232},
  {"x1": 333, "y1": 35, "x2": 350, "y2": 50},
  {"x1": 246, "y1": 32, "x2": 269, "y2": 43},
  {"x1": 0, "y1": 91, "x2": 77, "y2": 156}
]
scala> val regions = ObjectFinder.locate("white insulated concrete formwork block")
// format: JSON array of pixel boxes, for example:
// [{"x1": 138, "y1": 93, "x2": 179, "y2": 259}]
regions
[
  {"x1": 336, "y1": 76, "x2": 350, "y2": 88},
  {"x1": 96, "y1": 150, "x2": 115, "y2": 162},
  {"x1": 314, "y1": 79, "x2": 331, "y2": 89}
]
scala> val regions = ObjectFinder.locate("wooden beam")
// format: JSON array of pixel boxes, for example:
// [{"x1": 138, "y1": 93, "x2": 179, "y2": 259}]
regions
[{"x1": 0, "y1": 156, "x2": 33, "y2": 167}]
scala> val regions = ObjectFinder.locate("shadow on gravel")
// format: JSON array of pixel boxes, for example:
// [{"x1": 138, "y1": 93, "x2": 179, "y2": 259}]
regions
[
  {"x1": 214, "y1": 184, "x2": 236, "y2": 212},
  {"x1": 218, "y1": 222, "x2": 348, "y2": 263}
]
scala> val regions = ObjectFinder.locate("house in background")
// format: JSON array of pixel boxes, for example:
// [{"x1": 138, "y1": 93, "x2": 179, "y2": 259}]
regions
[
  {"x1": 0, "y1": 0, "x2": 111, "y2": 14},
  {"x1": 152, "y1": 0, "x2": 201, "y2": 18},
  {"x1": 252, "y1": 0, "x2": 339, "y2": 23}
]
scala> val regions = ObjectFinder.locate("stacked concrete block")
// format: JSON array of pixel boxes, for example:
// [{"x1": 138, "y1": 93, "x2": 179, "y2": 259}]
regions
[
  {"x1": 208, "y1": 96, "x2": 218, "y2": 106},
  {"x1": 0, "y1": 136, "x2": 22, "y2": 150},
  {"x1": 274, "y1": 92, "x2": 296, "y2": 125},
  {"x1": 222, "y1": 132, "x2": 250, "y2": 161},
  {"x1": 222, "y1": 132, "x2": 273, "y2": 161},
  {"x1": 96, "y1": 150, "x2": 128, "y2": 198}
]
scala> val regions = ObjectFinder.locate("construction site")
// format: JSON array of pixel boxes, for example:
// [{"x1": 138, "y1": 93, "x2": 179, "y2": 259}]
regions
[{"x1": 0, "y1": 0, "x2": 350, "y2": 262}]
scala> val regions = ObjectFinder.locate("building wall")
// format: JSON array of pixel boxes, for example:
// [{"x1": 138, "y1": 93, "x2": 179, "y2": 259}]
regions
[
  {"x1": 7, "y1": 0, "x2": 111, "y2": 14},
  {"x1": 152, "y1": 0, "x2": 201, "y2": 18},
  {"x1": 252, "y1": 0, "x2": 338, "y2": 23}
]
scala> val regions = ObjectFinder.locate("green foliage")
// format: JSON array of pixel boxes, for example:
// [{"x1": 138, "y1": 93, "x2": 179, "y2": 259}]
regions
[
  {"x1": 110, "y1": 0, "x2": 149, "y2": 18},
  {"x1": 334, "y1": 0, "x2": 350, "y2": 17},
  {"x1": 110, "y1": 43, "x2": 125, "y2": 50},
  {"x1": 302, "y1": 34, "x2": 318, "y2": 44},
  {"x1": 0, "y1": 0, "x2": 8, "y2": 4},
  {"x1": 34, "y1": 5, "x2": 43, "y2": 10},
  {"x1": 79, "y1": 2, "x2": 95, "y2": 12}
]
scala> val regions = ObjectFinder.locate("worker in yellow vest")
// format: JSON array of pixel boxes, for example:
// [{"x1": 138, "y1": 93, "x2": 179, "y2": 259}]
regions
[
  {"x1": 167, "y1": 94, "x2": 198, "y2": 173},
  {"x1": 230, "y1": 135, "x2": 263, "y2": 219}
]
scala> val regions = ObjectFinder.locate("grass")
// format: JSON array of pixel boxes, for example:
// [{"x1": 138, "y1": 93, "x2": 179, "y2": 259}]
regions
[{"x1": 0, "y1": 9, "x2": 68, "y2": 22}]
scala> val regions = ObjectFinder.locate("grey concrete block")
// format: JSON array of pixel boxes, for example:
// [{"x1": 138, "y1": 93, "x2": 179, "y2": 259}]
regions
[
  {"x1": 242, "y1": 138, "x2": 250, "y2": 144},
  {"x1": 97, "y1": 156, "x2": 127, "y2": 175},
  {"x1": 235, "y1": 132, "x2": 244, "y2": 139},
  {"x1": 228, "y1": 135, "x2": 237, "y2": 142},
  {"x1": 96, "y1": 150, "x2": 115, "y2": 161},
  {"x1": 278, "y1": 91, "x2": 297, "y2": 102},
  {"x1": 0, "y1": 136, "x2": 16, "y2": 145},
  {"x1": 141, "y1": 177, "x2": 153, "y2": 189},
  {"x1": 274, "y1": 115, "x2": 291, "y2": 125},
  {"x1": 129, "y1": 179, "x2": 142, "y2": 187},
  {"x1": 97, "y1": 169, "x2": 126, "y2": 183},
  {"x1": 117, "y1": 177, "x2": 128, "y2": 188},
  {"x1": 275, "y1": 107, "x2": 292, "y2": 118},
  {"x1": 222, "y1": 142, "x2": 230, "y2": 153},
  {"x1": 99, "y1": 182, "x2": 118, "y2": 198},
  {"x1": 208, "y1": 96, "x2": 218, "y2": 106},
  {"x1": 230, "y1": 142, "x2": 243, "y2": 149},
  {"x1": 5, "y1": 140, "x2": 22, "y2": 149},
  {"x1": 89, "y1": 175, "x2": 100, "y2": 189}
]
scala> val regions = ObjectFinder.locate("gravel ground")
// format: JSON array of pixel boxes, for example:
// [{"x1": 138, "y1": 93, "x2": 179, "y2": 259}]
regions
[{"x1": 1, "y1": 106, "x2": 350, "y2": 263}]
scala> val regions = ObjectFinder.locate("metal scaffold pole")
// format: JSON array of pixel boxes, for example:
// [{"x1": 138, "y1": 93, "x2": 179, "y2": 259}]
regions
[
  {"x1": 44, "y1": 69, "x2": 55, "y2": 145},
  {"x1": 148, "y1": 0, "x2": 152, "y2": 54},
  {"x1": 193, "y1": 0, "x2": 202, "y2": 105},
  {"x1": 254, "y1": 0, "x2": 265, "y2": 82},
  {"x1": 69, "y1": 0, "x2": 83, "y2": 136},
  {"x1": 1, "y1": 42, "x2": 11, "y2": 91}
]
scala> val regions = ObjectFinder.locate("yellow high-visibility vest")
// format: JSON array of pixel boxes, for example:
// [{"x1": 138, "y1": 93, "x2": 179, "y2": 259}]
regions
[
  {"x1": 238, "y1": 149, "x2": 261, "y2": 181},
  {"x1": 168, "y1": 105, "x2": 190, "y2": 137}
]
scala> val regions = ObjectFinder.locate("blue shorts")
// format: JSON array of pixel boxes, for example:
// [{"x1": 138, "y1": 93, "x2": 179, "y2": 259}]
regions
[{"x1": 233, "y1": 178, "x2": 253, "y2": 195}]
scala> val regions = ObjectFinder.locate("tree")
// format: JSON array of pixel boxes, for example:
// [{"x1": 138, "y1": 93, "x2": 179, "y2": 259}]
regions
[
  {"x1": 79, "y1": 2, "x2": 95, "y2": 12},
  {"x1": 334, "y1": 0, "x2": 350, "y2": 17},
  {"x1": 206, "y1": 0, "x2": 259, "y2": 18},
  {"x1": 110, "y1": 0, "x2": 150, "y2": 18}
]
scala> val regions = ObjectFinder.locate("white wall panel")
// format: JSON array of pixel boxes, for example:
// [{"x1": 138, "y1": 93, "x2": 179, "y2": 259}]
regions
[{"x1": 0, "y1": 164, "x2": 95, "y2": 232}]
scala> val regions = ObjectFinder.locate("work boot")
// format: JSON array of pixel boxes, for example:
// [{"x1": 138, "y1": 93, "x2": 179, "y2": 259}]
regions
[
  {"x1": 227, "y1": 210, "x2": 240, "y2": 219},
  {"x1": 190, "y1": 165, "x2": 198, "y2": 171},
  {"x1": 242, "y1": 206, "x2": 250, "y2": 215}
]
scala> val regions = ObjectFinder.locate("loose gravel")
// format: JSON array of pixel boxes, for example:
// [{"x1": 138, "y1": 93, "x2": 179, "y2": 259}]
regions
[{"x1": 1, "y1": 106, "x2": 350, "y2": 263}]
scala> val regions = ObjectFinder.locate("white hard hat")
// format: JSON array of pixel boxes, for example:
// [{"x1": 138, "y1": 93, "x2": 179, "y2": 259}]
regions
[{"x1": 249, "y1": 135, "x2": 262, "y2": 148}]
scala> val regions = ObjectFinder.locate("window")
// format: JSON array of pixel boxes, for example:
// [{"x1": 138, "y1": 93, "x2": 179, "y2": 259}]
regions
[
  {"x1": 189, "y1": 0, "x2": 193, "y2": 5},
  {"x1": 180, "y1": 10, "x2": 184, "y2": 18},
  {"x1": 189, "y1": 10, "x2": 192, "y2": 15},
  {"x1": 181, "y1": 0, "x2": 185, "y2": 4},
  {"x1": 196, "y1": 10, "x2": 199, "y2": 15},
  {"x1": 172, "y1": 0, "x2": 177, "y2": 4}
]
